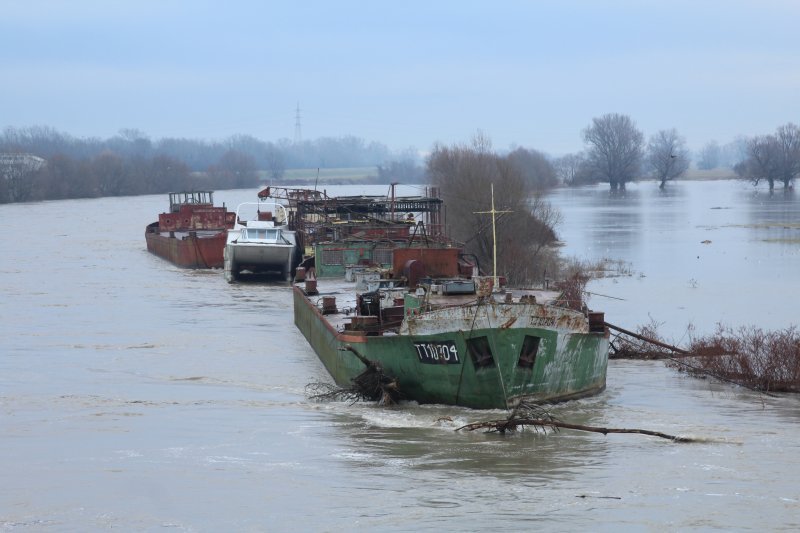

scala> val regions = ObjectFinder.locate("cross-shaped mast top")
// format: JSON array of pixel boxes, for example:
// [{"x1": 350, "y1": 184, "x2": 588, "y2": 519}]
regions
[{"x1": 474, "y1": 183, "x2": 512, "y2": 291}]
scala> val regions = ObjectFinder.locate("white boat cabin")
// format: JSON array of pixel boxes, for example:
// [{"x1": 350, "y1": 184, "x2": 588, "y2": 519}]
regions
[{"x1": 238, "y1": 221, "x2": 293, "y2": 244}]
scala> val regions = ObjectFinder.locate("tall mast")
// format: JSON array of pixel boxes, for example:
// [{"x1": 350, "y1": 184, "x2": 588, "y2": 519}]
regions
[{"x1": 474, "y1": 183, "x2": 511, "y2": 290}]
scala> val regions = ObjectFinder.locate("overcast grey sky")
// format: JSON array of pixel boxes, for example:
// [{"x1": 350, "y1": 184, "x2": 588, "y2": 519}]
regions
[{"x1": 2, "y1": 0, "x2": 799, "y2": 154}]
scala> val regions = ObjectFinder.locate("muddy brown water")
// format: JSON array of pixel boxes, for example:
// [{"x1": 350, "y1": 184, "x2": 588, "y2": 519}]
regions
[{"x1": 2, "y1": 181, "x2": 798, "y2": 530}]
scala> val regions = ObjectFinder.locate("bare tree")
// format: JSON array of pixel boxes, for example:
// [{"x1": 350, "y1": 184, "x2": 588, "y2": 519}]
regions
[
  {"x1": 697, "y1": 140, "x2": 720, "y2": 170},
  {"x1": 0, "y1": 152, "x2": 46, "y2": 202},
  {"x1": 143, "y1": 155, "x2": 190, "y2": 192},
  {"x1": 208, "y1": 150, "x2": 258, "y2": 189},
  {"x1": 554, "y1": 153, "x2": 580, "y2": 186},
  {"x1": 506, "y1": 147, "x2": 558, "y2": 190},
  {"x1": 554, "y1": 152, "x2": 598, "y2": 186},
  {"x1": 264, "y1": 143, "x2": 285, "y2": 181},
  {"x1": 735, "y1": 123, "x2": 800, "y2": 190},
  {"x1": 91, "y1": 151, "x2": 128, "y2": 196},
  {"x1": 774, "y1": 123, "x2": 800, "y2": 188},
  {"x1": 426, "y1": 135, "x2": 559, "y2": 285},
  {"x1": 114, "y1": 128, "x2": 152, "y2": 157},
  {"x1": 735, "y1": 135, "x2": 778, "y2": 189},
  {"x1": 583, "y1": 113, "x2": 644, "y2": 190},
  {"x1": 647, "y1": 129, "x2": 690, "y2": 188},
  {"x1": 721, "y1": 136, "x2": 749, "y2": 168},
  {"x1": 35, "y1": 153, "x2": 81, "y2": 200}
]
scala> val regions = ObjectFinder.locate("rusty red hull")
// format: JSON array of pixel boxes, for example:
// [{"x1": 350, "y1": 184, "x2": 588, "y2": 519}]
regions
[
  {"x1": 145, "y1": 222, "x2": 228, "y2": 268},
  {"x1": 146, "y1": 191, "x2": 235, "y2": 269}
]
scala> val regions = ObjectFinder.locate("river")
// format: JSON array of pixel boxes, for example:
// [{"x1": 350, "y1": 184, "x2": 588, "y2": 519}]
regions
[{"x1": 1, "y1": 180, "x2": 798, "y2": 531}]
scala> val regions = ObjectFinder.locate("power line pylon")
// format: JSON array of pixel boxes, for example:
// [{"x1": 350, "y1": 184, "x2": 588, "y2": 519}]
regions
[{"x1": 294, "y1": 102, "x2": 302, "y2": 144}]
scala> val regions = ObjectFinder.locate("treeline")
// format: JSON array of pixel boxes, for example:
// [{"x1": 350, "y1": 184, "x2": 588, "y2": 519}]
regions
[
  {"x1": 0, "y1": 126, "x2": 420, "y2": 203},
  {"x1": 553, "y1": 113, "x2": 799, "y2": 191},
  {"x1": 0, "y1": 151, "x2": 264, "y2": 204},
  {"x1": 3, "y1": 115, "x2": 797, "y2": 204},
  {"x1": 0, "y1": 126, "x2": 397, "y2": 171}
]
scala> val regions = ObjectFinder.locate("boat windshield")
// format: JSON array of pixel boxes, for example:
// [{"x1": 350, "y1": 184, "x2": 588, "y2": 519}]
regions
[
  {"x1": 169, "y1": 191, "x2": 213, "y2": 212},
  {"x1": 244, "y1": 228, "x2": 280, "y2": 241}
]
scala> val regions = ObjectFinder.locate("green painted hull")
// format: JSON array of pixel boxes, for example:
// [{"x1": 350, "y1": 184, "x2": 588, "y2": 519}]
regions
[{"x1": 294, "y1": 286, "x2": 609, "y2": 409}]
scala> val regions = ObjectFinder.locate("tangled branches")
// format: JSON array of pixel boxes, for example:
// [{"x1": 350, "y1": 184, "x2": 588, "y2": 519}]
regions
[
  {"x1": 553, "y1": 272, "x2": 589, "y2": 311},
  {"x1": 457, "y1": 401, "x2": 694, "y2": 442},
  {"x1": 609, "y1": 319, "x2": 680, "y2": 360},
  {"x1": 607, "y1": 320, "x2": 800, "y2": 394},
  {"x1": 676, "y1": 324, "x2": 800, "y2": 393},
  {"x1": 457, "y1": 402, "x2": 559, "y2": 434},
  {"x1": 306, "y1": 381, "x2": 373, "y2": 404},
  {"x1": 306, "y1": 345, "x2": 402, "y2": 406}
]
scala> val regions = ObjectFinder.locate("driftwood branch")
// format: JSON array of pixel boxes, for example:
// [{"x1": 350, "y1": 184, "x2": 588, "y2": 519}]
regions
[
  {"x1": 456, "y1": 418, "x2": 696, "y2": 442},
  {"x1": 457, "y1": 401, "x2": 696, "y2": 442},
  {"x1": 306, "y1": 344, "x2": 402, "y2": 406}
]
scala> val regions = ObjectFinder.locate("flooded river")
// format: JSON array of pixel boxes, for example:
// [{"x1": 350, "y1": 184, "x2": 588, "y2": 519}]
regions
[{"x1": 2, "y1": 181, "x2": 799, "y2": 530}]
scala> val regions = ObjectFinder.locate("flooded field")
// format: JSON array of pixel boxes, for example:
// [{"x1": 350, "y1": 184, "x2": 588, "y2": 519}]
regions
[
  {"x1": 550, "y1": 180, "x2": 800, "y2": 340},
  {"x1": 1, "y1": 181, "x2": 799, "y2": 530}
]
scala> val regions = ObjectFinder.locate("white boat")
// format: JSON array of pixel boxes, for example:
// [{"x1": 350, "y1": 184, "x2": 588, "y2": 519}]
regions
[{"x1": 224, "y1": 201, "x2": 298, "y2": 282}]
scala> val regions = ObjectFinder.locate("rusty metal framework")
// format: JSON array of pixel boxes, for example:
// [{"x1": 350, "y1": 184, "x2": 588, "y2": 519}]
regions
[
  {"x1": 259, "y1": 185, "x2": 458, "y2": 255},
  {"x1": 294, "y1": 194, "x2": 446, "y2": 246}
]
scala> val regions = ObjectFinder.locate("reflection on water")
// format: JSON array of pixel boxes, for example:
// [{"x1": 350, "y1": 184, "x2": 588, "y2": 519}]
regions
[
  {"x1": 1, "y1": 183, "x2": 799, "y2": 530},
  {"x1": 746, "y1": 188, "x2": 798, "y2": 239}
]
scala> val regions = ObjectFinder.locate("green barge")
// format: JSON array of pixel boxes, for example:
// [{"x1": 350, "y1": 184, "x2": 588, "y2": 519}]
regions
[{"x1": 293, "y1": 273, "x2": 609, "y2": 410}]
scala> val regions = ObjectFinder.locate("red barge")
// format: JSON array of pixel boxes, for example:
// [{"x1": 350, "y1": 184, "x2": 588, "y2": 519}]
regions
[{"x1": 145, "y1": 191, "x2": 236, "y2": 268}]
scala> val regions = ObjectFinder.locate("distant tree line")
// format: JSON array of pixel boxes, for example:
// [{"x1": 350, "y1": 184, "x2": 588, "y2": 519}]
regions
[
  {"x1": 0, "y1": 149, "x2": 265, "y2": 204},
  {"x1": 0, "y1": 126, "x2": 418, "y2": 203},
  {"x1": 0, "y1": 126, "x2": 396, "y2": 172},
  {"x1": 375, "y1": 148, "x2": 427, "y2": 184},
  {"x1": 695, "y1": 139, "x2": 748, "y2": 170},
  {"x1": 553, "y1": 113, "x2": 799, "y2": 191},
  {"x1": 551, "y1": 113, "x2": 693, "y2": 190},
  {"x1": 4, "y1": 116, "x2": 798, "y2": 204}
]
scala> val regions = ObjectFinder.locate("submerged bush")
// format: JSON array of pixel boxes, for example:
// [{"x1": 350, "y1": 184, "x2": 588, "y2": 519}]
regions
[{"x1": 682, "y1": 325, "x2": 800, "y2": 393}]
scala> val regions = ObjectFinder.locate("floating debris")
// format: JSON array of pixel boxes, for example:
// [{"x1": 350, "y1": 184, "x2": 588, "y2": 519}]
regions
[
  {"x1": 456, "y1": 401, "x2": 696, "y2": 442},
  {"x1": 306, "y1": 345, "x2": 402, "y2": 406}
]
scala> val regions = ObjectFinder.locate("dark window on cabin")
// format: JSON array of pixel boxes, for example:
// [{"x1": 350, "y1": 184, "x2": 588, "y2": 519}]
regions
[
  {"x1": 467, "y1": 336, "x2": 495, "y2": 369},
  {"x1": 518, "y1": 335, "x2": 541, "y2": 369}
]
